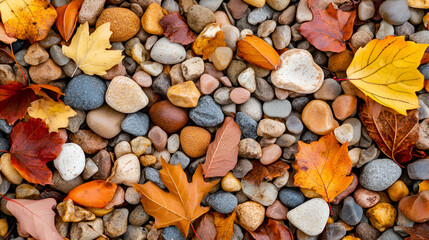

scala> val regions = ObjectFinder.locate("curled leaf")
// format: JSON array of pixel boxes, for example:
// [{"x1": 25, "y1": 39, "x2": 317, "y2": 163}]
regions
[
  {"x1": 0, "y1": 22, "x2": 16, "y2": 44},
  {"x1": 28, "y1": 98, "x2": 77, "y2": 132},
  {"x1": 65, "y1": 180, "x2": 118, "y2": 208},
  {"x1": 249, "y1": 219, "x2": 294, "y2": 240},
  {"x1": 237, "y1": 35, "x2": 281, "y2": 70},
  {"x1": 192, "y1": 23, "x2": 226, "y2": 60},
  {"x1": 401, "y1": 222, "x2": 429, "y2": 240},
  {"x1": 213, "y1": 211, "x2": 236, "y2": 240},
  {"x1": 56, "y1": 0, "x2": 84, "y2": 42},
  {"x1": 399, "y1": 191, "x2": 429, "y2": 223},
  {"x1": 243, "y1": 160, "x2": 289, "y2": 186},
  {"x1": 159, "y1": 12, "x2": 197, "y2": 45}
]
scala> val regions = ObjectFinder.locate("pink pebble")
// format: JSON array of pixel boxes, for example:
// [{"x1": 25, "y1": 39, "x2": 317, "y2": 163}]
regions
[
  {"x1": 219, "y1": 76, "x2": 232, "y2": 87},
  {"x1": 260, "y1": 144, "x2": 282, "y2": 165},
  {"x1": 275, "y1": 87, "x2": 289, "y2": 100},
  {"x1": 148, "y1": 126, "x2": 167, "y2": 151},
  {"x1": 230, "y1": 87, "x2": 251, "y2": 104},
  {"x1": 200, "y1": 74, "x2": 220, "y2": 95},
  {"x1": 132, "y1": 71, "x2": 152, "y2": 87}
]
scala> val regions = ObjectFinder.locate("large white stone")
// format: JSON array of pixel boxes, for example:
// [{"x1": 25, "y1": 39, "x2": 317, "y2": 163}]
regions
[
  {"x1": 150, "y1": 37, "x2": 186, "y2": 65},
  {"x1": 54, "y1": 143, "x2": 86, "y2": 181},
  {"x1": 287, "y1": 198, "x2": 330, "y2": 236}
]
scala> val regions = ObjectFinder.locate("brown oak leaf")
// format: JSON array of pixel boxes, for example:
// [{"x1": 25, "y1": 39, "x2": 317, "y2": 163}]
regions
[
  {"x1": 249, "y1": 219, "x2": 293, "y2": 240},
  {"x1": 401, "y1": 222, "x2": 429, "y2": 240},
  {"x1": 159, "y1": 12, "x2": 197, "y2": 45},
  {"x1": 242, "y1": 160, "x2": 290, "y2": 186},
  {"x1": 213, "y1": 211, "x2": 236, "y2": 240}
]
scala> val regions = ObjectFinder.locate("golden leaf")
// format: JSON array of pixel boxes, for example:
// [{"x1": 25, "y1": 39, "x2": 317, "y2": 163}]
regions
[
  {"x1": 62, "y1": 22, "x2": 124, "y2": 76},
  {"x1": 346, "y1": 36, "x2": 428, "y2": 115},
  {"x1": 27, "y1": 98, "x2": 76, "y2": 132},
  {"x1": 192, "y1": 23, "x2": 226, "y2": 60},
  {"x1": 213, "y1": 211, "x2": 236, "y2": 240}
]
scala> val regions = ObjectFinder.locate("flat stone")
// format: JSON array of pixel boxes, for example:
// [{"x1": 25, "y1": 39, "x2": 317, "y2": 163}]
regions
[
  {"x1": 359, "y1": 158, "x2": 402, "y2": 191},
  {"x1": 287, "y1": 198, "x2": 330, "y2": 236},
  {"x1": 105, "y1": 76, "x2": 149, "y2": 113}
]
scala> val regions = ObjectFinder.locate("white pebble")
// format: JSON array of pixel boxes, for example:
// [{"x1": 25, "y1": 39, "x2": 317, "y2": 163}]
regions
[{"x1": 54, "y1": 143, "x2": 85, "y2": 181}]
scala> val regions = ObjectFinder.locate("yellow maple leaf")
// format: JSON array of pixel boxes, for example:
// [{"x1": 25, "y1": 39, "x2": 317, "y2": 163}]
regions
[
  {"x1": 27, "y1": 98, "x2": 76, "y2": 132},
  {"x1": 346, "y1": 36, "x2": 428, "y2": 115},
  {"x1": 62, "y1": 22, "x2": 124, "y2": 76},
  {"x1": 0, "y1": 0, "x2": 57, "y2": 43}
]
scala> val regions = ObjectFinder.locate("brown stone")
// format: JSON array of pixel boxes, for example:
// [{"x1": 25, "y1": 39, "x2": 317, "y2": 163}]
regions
[
  {"x1": 266, "y1": 200, "x2": 288, "y2": 220},
  {"x1": 227, "y1": 0, "x2": 249, "y2": 19},
  {"x1": 92, "y1": 150, "x2": 112, "y2": 180},
  {"x1": 69, "y1": 130, "x2": 108, "y2": 155},
  {"x1": 96, "y1": 8, "x2": 141, "y2": 42},
  {"x1": 24, "y1": 42, "x2": 49, "y2": 66},
  {"x1": 328, "y1": 50, "x2": 354, "y2": 73},
  {"x1": 149, "y1": 100, "x2": 189, "y2": 134},
  {"x1": 180, "y1": 126, "x2": 211, "y2": 158},
  {"x1": 148, "y1": 126, "x2": 168, "y2": 151},
  {"x1": 29, "y1": 59, "x2": 62, "y2": 84},
  {"x1": 332, "y1": 94, "x2": 357, "y2": 120},
  {"x1": 86, "y1": 105, "x2": 126, "y2": 139},
  {"x1": 302, "y1": 100, "x2": 339, "y2": 135}
]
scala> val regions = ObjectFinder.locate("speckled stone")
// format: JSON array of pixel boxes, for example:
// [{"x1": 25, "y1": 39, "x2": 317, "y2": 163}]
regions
[{"x1": 64, "y1": 75, "x2": 107, "y2": 111}]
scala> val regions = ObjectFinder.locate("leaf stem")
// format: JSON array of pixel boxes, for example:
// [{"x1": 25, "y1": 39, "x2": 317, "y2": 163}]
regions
[
  {"x1": 9, "y1": 43, "x2": 27, "y2": 86},
  {"x1": 333, "y1": 76, "x2": 349, "y2": 81},
  {"x1": 190, "y1": 222, "x2": 201, "y2": 240}
]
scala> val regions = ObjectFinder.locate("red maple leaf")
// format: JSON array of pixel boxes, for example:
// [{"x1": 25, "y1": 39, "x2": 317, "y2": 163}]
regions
[
  {"x1": 299, "y1": 1, "x2": 356, "y2": 52},
  {"x1": 10, "y1": 118, "x2": 66, "y2": 185}
]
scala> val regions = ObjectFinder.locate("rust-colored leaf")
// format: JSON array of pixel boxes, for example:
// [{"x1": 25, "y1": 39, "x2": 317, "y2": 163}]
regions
[
  {"x1": 401, "y1": 222, "x2": 429, "y2": 240},
  {"x1": 0, "y1": 22, "x2": 16, "y2": 44},
  {"x1": 243, "y1": 160, "x2": 290, "y2": 186},
  {"x1": 299, "y1": 2, "x2": 356, "y2": 52},
  {"x1": 420, "y1": 52, "x2": 429, "y2": 65},
  {"x1": 10, "y1": 118, "x2": 66, "y2": 185},
  {"x1": 159, "y1": 12, "x2": 197, "y2": 45},
  {"x1": 249, "y1": 219, "x2": 294, "y2": 240},
  {"x1": 192, "y1": 23, "x2": 226, "y2": 60},
  {"x1": 399, "y1": 191, "x2": 429, "y2": 223},
  {"x1": 359, "y1": 99, "x2": 419, "y2": 165},
  {"x1": 133, "y1": 159, "x2": 218, "y2": 236},
  {"x1": 237, "y1": 35, "x2": 281, "y2": 70},
  {"x1": 213, "y1": 211, "x2": 236, "y2": 240},
  {"x1": 203, "y1": 117, "x2": 241, "y2": 178},
  {"x1": 0, "y1": 45, "x2": 15, "y2": 64},
  {"x1": 65, "y1": 180, "x2": 117, "y2": 208},
  {"x1": 294, "y1": 133, "x2": 353, "y2": 204},
  {"x1": 56, "y1": 0, "x2": 84, "y2": 42}
]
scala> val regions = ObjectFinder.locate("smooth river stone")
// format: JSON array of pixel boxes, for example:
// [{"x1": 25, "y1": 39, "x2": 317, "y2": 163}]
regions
[{"x1": 302, "y1": 100, "x2": 339, "y2": 135}]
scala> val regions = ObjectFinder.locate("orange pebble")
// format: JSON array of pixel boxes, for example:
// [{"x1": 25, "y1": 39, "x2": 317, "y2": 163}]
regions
[{"x1": 387, "y1": 180, "x2": 409, "y2": 201}]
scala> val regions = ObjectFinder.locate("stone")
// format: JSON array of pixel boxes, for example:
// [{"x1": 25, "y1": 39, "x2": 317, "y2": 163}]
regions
[
  {"x1": 121, "y1": 112, "x2": 150, "y2": 136},
  {"x1": 235, "y1": 201, "x2": 265, "y2": 231},
  {"x1": 387, "y1": 180, "x2": 409, "y2": 201},
  {"x1": 101, "y1": 62, "x2": 127, "y2": 80},
  {"x1": 29, "y1": 59, "x2": 62, "y2": 84},
  {"x1": 248, "y1": 5, "x2": 274, "y2": 25},
  {"x1": 237, "y1": 68, "x2": 256, "y2": 93},
  {"x1": 150, "y1": 37, "x2": 186, "y2": 64},
  {"x1": 378, "y1": 229, "x2": 402, "y2": 240},
  {"x1": 190, "y1": 95, "x2": 224, "y2": 127},
  {"x1": 266, "y1": 200, "x2": 288, "y2": 220},
  {"x1": 129, "y1": 205, "x2": 149, "y2": 226},
  {"x1": 227, "y1": 0, "x2": 248, "y2": 19},
  {"x1": 279, "y1": 6, "x2": 296, "y2": 25},
  {"x1": 140, "y1": 61, "x2": 163, "y2": 76},
  {"x1": 105, "y1": 76, "x2": 149, "y2": 113},
  {"x1": 354, "y1": 186, "x2": 380, "y2": 208},
  {"x1": 130, "y1": 136, "x2": 152, "y2": 156},
  {"x1": 287, "y1": 198, "x2": 330, "y2": 236},
  {"x1": 52, "y1": 171, "x2": 83, "y2": 194},
  {"x1": 328, "y1": 50, "x2": 354, "y2": 73},
  {"x1": 297, "y1": 0, "x2": 313, "y2": 23},
  {"x1": 334, "y1": 124, "x2": 354, "y2": 144},
  {"x1": 70, "y1": 218, "x2": 103, "y2": 240},
  {"x1": 410, "y1": 30, "x2": 429, "y2": 44},
  {"x1": 395, "y1": 22, "x2": 415, "y2": 37},
  {"x1": 359, "y1": 158, "x2": 402, "y2": 191},
  {"x1": 187, "y1": 5, "x2": 216, "y2": 33},
  {"x1": 279, "y1": 188, "x2": 305, "y2": 208},
  {"x1": 24, "y1": 43, "x2": 49, "y2": 66},
  {"x1": 321, "y1": 223, "x2": 346, "y2": 240},
  {"x1": 233, "y1": 159, "x2": 253, "y2": 179},
  {"x1": 181, "y1": 57, "x2": 205, "y2": 81},
  {"x1": 132, "y1": 71, "x2": 152, "y2": 87},
  {"x1": 206, "y1": 191, "x2": 238, "y2": 214},
  {"x1": 39, "y1": 30, "x2": 62, "y2": 49},
  {"x1": 180, "y1": 126, "x2": 211, "y2": 158},
  {"x1": 149, "y1": 100, "x2": 189, "y2": 134},
  {"x1": 221, "y1": 172, "x2": 241, "y2": 192},
  {"x1": 78, "y1": 0, "x2": 106, "y2": 25},
  {"x1": 344, "y1": 118, "x2": 362, "y2": 146},
  {"x1": 82, "y1": 158, "x2": 98, "y2": 180},
  {"x1": 170, "y1": 151, "x2": 190, "y2": 169},
  {"x1": 340, "y1": 196, "x2": 363, "y2": 226},
  {"x1": 161, "y1": 226, "x2": 186, "y2": 240},
  {"x1": 109, "y1": 154, "x2": 141, "y2": 186},
  {"x1": 407, "y1": 158, "x2": 429, "y2": 180},
  {"x1": 57, "y1": 199, "x2": 95, "y2": 222},
  {"x1": 241, "y1": 180, "x2": 278, "y2": 206},
  {"x1": 148, "y1": 126, "x2": 168, "y2": 151},
  {"x1": 263, "y1": 99, "x2": 291, "y2": 118},
  {"x1": 260, "y1": 144, "x2": 282, "y2": 165},
  {"x1": 276, "y1": 134, "x2": 296, "y2": 147},
  {"x1": 92, "y1": 150, "x2": 112, "y2": 180},
  {"x1": 54, "y1": 143, "x2": 86, "y2": 181},
  {"x1": 272, "y1": 25, "x2": 291, "y2": 50},
  {"x1": 376, "y1": 20, "x2": 394, "y2": 40},
  {"x1": 141, "y1": 3, "x2": 166, "y2": 35},
  {"x1": 417, "y1": 118, "x2": 429, "y2": 150},
  {"x1": 86, "y1": 105, "x2": 125, "y2": 139},
  {"x1": 0, "y1": 65, "x2": 16, "y2": 85},
  {"x1": 211, "y1": 47, "x2": 233, "y2": 71},
  {"x1": 96, "y1": 8, "x2": 140, "y2": 42},
  {"x1": 124, "y1": 225, "x2": 147, "y2": 240},
  {"x1": 313, "y1": 78, "x2": 342, "y2": 101},
  {"x1": 366, "y1": 203, "x2": 397, "y2": 232},
  {"x1": 257, "y1": 119, "x2": 285, "y2": 138},
  {"x1": 200, "y1": 74, "x2": 220, "y2": 95},
  {"x1": 167, "y1": 134, "x2": 180, "y2": 153},
  {"x1": 236, "y1": 112, "x2": 258, "y2": 139},
  {"x1": 64, "y1": 75, "x2": 106, "y2": 111},
  {"x1": 239, "y1": 138, "x2": 262, "y2": 159},
  {"x1": 271, "y1": 49, "x2": 323, "y2": 94},
  {"x1": 355, "y1": 223, "x2": 380, "y2": 240},
  {"x1": 103, "y1": 208, "x2": 129, "y2": 238},
  {"x1": 214, "y1": 87, "x2": 232, "y2": 105},
  {"x1": 50, "y1": 45, "x2": 70, "y2": 66},
  {"x1": 144, "y1": 167, "x2": 165, "y2": 188},
  {"x1": 332, "y1": 95, "x2": 357, "y2": 120},
  {"x1": 286, "y1": 113, "x2": 303, "y2": 135},
  {"x1": 15, "y1": 183, "x2": 39, "y2": 199},
  {"x1": 302, "y1": 100, "x2": 339, "y2": 135},
  {"x1": 167, "y1": 81, "x2": 201, "y2": 108},
  {"x1": 379, "y1": 0, "x2": 410, "y2": 25},
  {"x1": 358, "y1": 0, "x2": 375, "y2": 21}
]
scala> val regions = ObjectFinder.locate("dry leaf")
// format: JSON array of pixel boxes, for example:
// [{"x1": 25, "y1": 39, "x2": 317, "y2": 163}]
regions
[
  {"x1": 27, "y1": 98, "x2": 76, "y2": 132},
  {"x1": 0, "y1": 44, "x2": 14, "y2": 63},
  {"x1": 213, "y1": 211, "x2": 236, "y2": 240},
  {"x1": 6, "y1": 198, "x2": 63, "y2": 240},
  {"x1": 359, "y1": 99, "x2": 419, "y2": 165},
  {"x1": 294, "y1": 133, "x2": 353, "y2": 204},
  {"x1": 346, "y1": 36, "x2": 428, "y2": 115},
  {"x1": 242, "y1": 160, "x2": 290, "y2": 186},
  {"x1": 249, "y1": 219, "x2": 294, "y2": 240},
  {"x1": 399, "y1": 191, "x2": 429, "y2": 223},
  {"x1": 192, "y1": 23, "x2": 226, "y2": 60},
  {"x1": 203, "y1": 117, "x2": 241, "y2": 178},
  {"x1": 299, "y1": 2, "x2": 356, "y2": 52},
  {"x1": 65, "y1": 180, "x2": 117, "y2": 208},
  {"x1": 56, "y1": 0, "x2": 84, "y2": 42},
  {"x1": 237, "y1": 35, "x2": 281, "y2": 70},
  {"x1": 134, "y1": 159, "x2": 218, "y2": 236},
  {"x1": 0, "y1": 0, "x2": 57, "y2": 43},
  {"x1": 62, "y1": 22, "x2": 124, "y2": 76},
  {"x1": 159, "y1": 12, "x2": 197, "y2": 45},
  {"x1": 401, "y1": 222, "x2": 429, "y2": 240},
  {"x1": 0, "y1": 22, "x2": 16, "y2": 44}
]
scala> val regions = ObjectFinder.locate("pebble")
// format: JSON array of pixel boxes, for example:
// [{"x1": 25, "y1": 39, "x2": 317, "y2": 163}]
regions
[
  {"x1": 132, "y1": 71, "x2": 152, "y2": 87},
  {"x1": 344, "y1": 118, "x2": 362, "y2": 146},
  {"x1": 395, "y1": 22, "x2": 415, "y2": 37},
  {"x1": 0, "y1": 65, "x2": 16, "y2": 85},
  {"x1": 130, "y1": 136, "x2": 152, "y2": 156},
  {"x1": 407, "y1": 158, "x2": 429, "y2": 180},
  {"x1": 180, "y1": 126, "x2": 211, "y2": 158},
  {"x1": 410, "y1": 30, "x2": 429, "y2": 44},
  {"x1": 276, "y1": 134, "x2": 296, "y2": 147},
  {"x1": 260, "y1": 144, "x2": 282, "y2": 165},
  {"x1": 239, "y1": 138, "x2": 262, "y2": 159},
  {"x1": 53, "y1": 143, "x2": 85, "y2": 181},
  {"x1": 328, "y1": 50, "x2": 354, "y2": 73},
  {"x1": 29, "y1": 59, "x2": 62, "y2": 84},
  {"x1": 279, "y1": 188, "x2": 305, "y2": 208},
  {"x1": 141, "y1": 3, "x2": 166, "y2": 35},
  {"x1": 149, "y1": 100, "x2": 189, "y2": 134},
  {"x1": 410, "y1": 8, "x2": 424, "y2": 25},
  {"x1": 221, "y1": 172, "x2": 241, "y2": 192},
  {"x1": 233, "y1": 159, "x2": 253, "y2": 179},
  {"x1": 340, "y1": 196, "x2": 363, "y2": 226},
  {"x1": 206, "y1": 190, "x2": 238, "y2": 214},
  {"x1": 387, "y1": 180, "x2": 409, "y2": 201},
  {"x1": 78, "y1": 0, "x2": 105, "y2": 25},
  {"x1": 150, "y1": 37, "x2": 186, "y2": 64},
  {"x1": 272, "y1": 25, "x2": 291, "y2": 50},
  {"x1": 366, "y1": 203, "x2": 397, "y2": 232},
  {"x1": 109, "y1": 153, "x2": 141, "y2": 186},
  {"x1": 52, "y1": 171, "x2": 83, "y2": 193},
  {"x1": 167, "y1": 134, "x2": 180, "y2": 153},
  {"x1": 24, "y1": 43, "x2": 49, "y2": 66},
  {"x1": 200, "y1": 74, "x2": 220, "y2": 95},
  {"x1": 359, "y1": 158, "x2": 402, "y2": 191},
  {"x1": 82, "y1": 158, "x2": 98, "y2": 180},
  {"x1": 248, "y1": 5, "x2": 274, "y2": 25},
  {"x1": 286, "y1": 113, "x2": 303, "y2": 134},
  {"x1": 241, "y1": 180, "x2": 278, "y2": 206},
  {"x1": 187, "y1": 5, "x2": 216, "y2": 33},
  {"x1": 90, "y1": 150, "x2": 111, "y2": 180},
  {"x1": 321, "y1": 223, "x2": 346, "y2": 240},
  {"x1": 161, "y1": 226, "x2": 186, "y2": 240},
  {"x1": 266, "y1": 200, "x2": 288, "y2": 220},
  {"x1": 182, "y1": 57, "x2": 205, "y2": 81},
  {"x1": 170, "y1": 151, "x2": 190, "y2": 169},
  {"x1": 353, "y1": 187, "x2": 380, "y2": 208},
  {"x1": 124, "y1": 225, "x2": 147, "y2": 240},
  {"x1": 379, "y1": 0, "x2": 410, "y2": 25},
  {"x1": 357, "y1": 144, "x2": 380, "y2": 167},
  {"x1": 254, "y1": 78, "x2": 274, "y2": 102},
  {"x1": 167, "y1": 81, "x2": 201, "y2": 108},
  {"x1": 263, "y1": 99, "x2": 292, "y2": 118},
  {"x1": 151, "y1": 73, "x2": 170, "y2": 96},
  {"x1": 227, "y1": 0, "x2": 248, "y2": 19},
  {"x1": 148, "y1": 126, "x2": 168, "y2": 151},
  {"x1": 105, "y1": 76, "x2": 149, "y2": 113},
  {"x1": 302, "y1": 100, "x2": 339, "y2": 135},
  {"x1": 86, "y1": 105, "x2": 125, "y2": 139},
  {"x1": 141, "y1": 61, "x2": 163, "y2": 76},
  {"x1": 334, "y1": 124, "x2": 354, "y2": 144},
  {"x1": 103, "y1": 208, "x2": 129, "y2": 238},
  {"x1": 355, "y1": 223, "x2": 380, "y2": 240},
  {"x1": 96, "y1": 8, "x2": 140, "y2": 42},
  {"x1": 235, "y1": 201, "x2": 265, "y2": 231},
  {"x1": 279, "y1": 6, "x2": 296, "y2": 25},
  {"x1": 121, "y1": 112, "x2": 150, "y2": 136},
  {"x1": 230, "y1": 88, "x2": 250, "y2": 104},
  {"x1": 211, "y1": 47, "x2": 233, "y2": 71},
  {"x1": 296, "y1": 0, "x2": 313, "y2": 23},
  {"x1": 378, "y1": 229, "x2": 402, "y2": 240},
  {"x1": 214, "y1": 87, "x2": 232, "y2": 105},
  {"x1": 70, "y1": 218, "x2": 103, "y2": 240},
  {"x1": 64, "y1": 75, "x2": 106, "y2": 111},
  {"x1": 358, "y1": 0, "x2": 375, "y2": 21},
  {"x1": 238, "y1": 68, "x2": 256, "y2": 93},
  {"x1": 50, "y1": 45, "x2": 70, "y2": 66},
  {"x1": 332, "y1": 95, "x2": 357, "y2": 120},
  {"x1": 376, "y1": 20, "x2": 394, "y2": 40},
  {"x1": 287, "y1": 198, "x2": 330, "y2": 236},
  {"x1": 129, "y1": 204, "x2": 149, "y2": 226},
  {"x1": 257, "y1": 119, "x2": 285, "y2": 138},
  {"x1": 190, "y1": 95, "x2": 224, "y2": 127},
  {"x1": 144, "y1": 167, "x2": 165, "y2": 189},
  {"x1": 257, "y1": 20, "x2": 276, "y2": 38},
  {"x1": 271, "y1": 49, "x2": 323, "y2": 94},
  {"x1": 292, "y1": 97, "x2": 310, "y2": 113}
]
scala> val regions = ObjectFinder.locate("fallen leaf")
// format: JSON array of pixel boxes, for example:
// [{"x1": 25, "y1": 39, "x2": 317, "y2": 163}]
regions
[
  {"x1": 133, "y1": 159, "x2": 218, "y2": 236},
  {"x1": 56, "y1": 0, "x2": 84, "y2": 42},
  {"x1": 299, "y1": 2, "x2": 355, "y2": 52},
  {"x1": 420, "y1": 52, "x2": 429, "y2": 65},
  {"x1": 6, "y1": 198, "x2": 63, "y2": 240},
  {"x1": 399, "y1": 191, "x2": 429, "y2": 223},
  {"x1": 27, "y1": 98, "x2": 76, "y2": 132},
  {"x1": 346, "y1": 36, "x2": 428, "y2": 115},
  {"x1": 0, "y1": 22, "x2": 16, "y2": 44},
  {"x1": 62, "y1": 22, "x2": 124, "y2": 76},
  {"x1": 294, "y1": 133, "x2": 353, "y2": 204},
  {"x1": 249, "y1": 219, "x2": 293, "y2": 240},
  {"x1": 0, "y1": 0, "x2": 57, "y2": 43},
  {"x1": 203, "y1": 117, "x2": 241, "y2": 178},
  {"x1": 0, "y1": 44, "x2": 15, "y2": 63},
  {"x1": 9, "y1": 118, "x2": 66, "y2": 185},
  {"x1": 192, "y1": 23, "x2": 226, "y2": 60},
  {"x1": 242, "y1": 160, "x2": 290, "y2": 186},
  {"x1": 359, "y1": 99, "x2": 419, "y2": 165},
  {"x1": 401, "y1": 222, "x2": 429, "y2": 240},
  {"x1": 237, "y1": 35, "x2": 281, "y2": 70},
  {"x1": 159, "y1": 12, "x2": 197, "y2": 45},
  {"x1": 104, "y1": 185, "x2": 124, "y2": 209},
  {"x1": 419, "y1": 180, "x2": 429, "y2": 193},
  {"x1": 213, "y1": 211, "x2": 236, "y2": 240},
  {"x1": 65, "y1": 180, "x2": 117, "y2": 208}
]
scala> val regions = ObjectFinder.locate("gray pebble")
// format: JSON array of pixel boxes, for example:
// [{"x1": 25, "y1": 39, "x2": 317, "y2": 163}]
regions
[
  {"x1": 50, "y1": 45, "x2": 70, "y2": 66},
  {"x1": 359, "y1": 158, "x2": 401, "y2": 191},
  {"x1": 263, "y1": 99, "x2": 291, "y2": 118},
  {"x1": 248, "y1": 4, "x2": 274, "y2": 25},
  {"x1": 377, "y1": 229, "x2": 402, "y2": 240},
  {"x1": 64, "y1": 75, "x2": 106, "y2": 111},
  {"x1": 407, "y1": 158, "x2": 429, "y2": 180},
  {"x1": 379, "y1": 0, "x2": 410, "y2": 25},
  {"x1": 238, "y1": 97, "x2": 263, "y2": 122},
  {"x1": 161, "y1": 226, "x2": 186, "y2": 240},
  {"x1": 190, "y1": 96, "x2": 224, "y2": 127},
  {"x1": 279, "y1": 188, "x2": 305, "y2": 208},
  {"x1": 170, "y1": 151, "x2": 190, "y2": 169},
  {"x1": 339, "y1": 196, "x2": 363, "y2": 226},
  {"x1": 206, "y1": 190, "x2": 238, "y2": 214},
  {"x1": 152, "y1": 73, "x2": 171, "y2": 96},
  {"x1": 233, "y1": 159, "x2": 253, "y2": 178},
  {"x1": 144, "y1": 167, "x2": 165, "y2": 189},
  {"x1": 0, "y1": 119, "x2": 12, "y2": 134},
  {"x1": 236, "y1": 112, "x2": 258, "y2": 139},
  {"x1": 121, "y1": 112, "x2": 150, "y2": 136}
]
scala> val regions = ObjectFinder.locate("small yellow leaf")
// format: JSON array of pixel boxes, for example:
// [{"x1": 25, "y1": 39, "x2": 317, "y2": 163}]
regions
[
  {"x1": 346, "y1": 36, "x2": 428, "y2": 115},
  {"x1": 27, "y1": 98, "x2": 76, "y2": 132},
  {"x1": 62, "y1": 22, "x2": 124, "y2": 76},
  {"x1": 192, "y1": 23, "x2": 226, "y2": 60}
]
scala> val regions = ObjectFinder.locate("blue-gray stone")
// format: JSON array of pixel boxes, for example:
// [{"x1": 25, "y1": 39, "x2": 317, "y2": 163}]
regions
[
  {"x1": 169, "y1": 151, "x2": 190, "y2": 169},
  {"x1": 236, "y1": 112, "x2": 257, "y2": 139},
  {"x1": 407, "y1": 158, "x2": 429, "y2": 180},
  {"x1": 0, "y1": 138, "x2": 9, "y2": 156},
  {"x1": 278, "y1": 188, "x2": 305, "y2": 208},
  {"x1": 419, "y1": 63, "x2": 429, "y2": 79},
  {"x1": 292, "y1": 97, "x2": 310, "y2": 113},
  {"x1": 0, "y1": 119, "x2": 12, "y2": 134},
  {"x1": 377, "y1": 229, "x2": 402, "y2": 240},
  {"x1": 321, "y1": 223, "x2": 346, "y2": 240},
  {"x1": 190, "y1": 96, "x2": 224, "y2": 127},
  {"x1": 64, "y1": 75, "x2": 106, "y2": 111},
  {"x1": 121, "y1": 112, "x2": 150, "y2": 136},
  {"x1": 248, "y1": 4, "x2": 274, "y2": 25},
  {"x1": 161, "y1": 226, "x2": 186, "y2": 240},
  {"x1": 359, "y1": 158, "x2": 401, "y2": 191},
  {"x1": 144, "y1": 167, "x2": 165, "y2": 189},
  {"x1": 301, "y1": 130, "x2": 319, "y2": 143},
  {"x1": 340, "y1": 196, "x2": 363, "y2": 226},
  {"x1": 262, "y1": 99, "x2": 291, "y2": 118},
  {"x1": 286, "y1": 114, "x2": 303, "y2": 134},
  {"x1": 206, "y1": 190, "x2": 237, "y2": 214}
]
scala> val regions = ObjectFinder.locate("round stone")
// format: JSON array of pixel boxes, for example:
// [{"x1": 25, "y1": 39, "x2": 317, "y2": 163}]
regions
[
  {"x1": 235, "y1": 201, "x2": 265, "y2": 231},
  {"x1": 150, "y1": 37, "x2": 186, "y2": 65},
  {"x1": 54, "y1": 143, "x2": 86, "y2": 181},
  {"x1": 279, "y1": 188, "x2": 305, "y2": 208},
  {"x1": 206, "y1": 191, "x2": 238, "y2": 214},
  {"x1": 302, "y1": 100, "x2": 339, "y2": 135},
  {"x1": 105, "y1": 76, "x2": 149, "y2": 113},
  {"x1": 262, "y1": 99, "x2": 292, "y2": 118},
  {"x1": 86, "y1": 105, "x2": 126, "y2": 139},
  {"x1": 180, "y1": 126, "x2": 211, "y2": 158},
  {"x1": 96, "y1": 8, "x2": 140, "y2": 42},
  {"x1": 64, "y1": 75, "x2": 107, "y2": 111},
  {"x1": 189, "y1": 96, "x2": 224, "y2": 127},
  {"x1": 121, "y1": 112, "x2": 150, "y2": 136},
  {"x1": 287, "y1": 198, "x2": 330, "y2": 236},
  {"x1": 230, "y1": 87, "x2": 251, "y2": 104},
  {"x1": 359, "y1": 158, "x2": 402, "y2": 191},
  {"x1": 149, "y1": 100, "x2": 189, "y2": 134}
]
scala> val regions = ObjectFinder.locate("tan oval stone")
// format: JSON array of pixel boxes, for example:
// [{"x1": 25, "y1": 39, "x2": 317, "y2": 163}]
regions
[
  {"x1": 260, "y1": 144, "x2": 282, "y2": 165},
  {"x1": 86, "y1": 105, "x2": 125, "y2": 139},
  {"x1": 302, "y1": 100, "x2": 339, "y2": 135},
  {"x1": 180, "y1": 126, "x2": 211, "y2": 158},
  {"x1": 236, "y1": 201, "x2": 265, "y2": 231},
  {"x1": 105, "y1": 76, "x2": 148, "y2": 113},
  {"x1": 211, "y1": 47, "x2": 233, "y2": 71}
]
